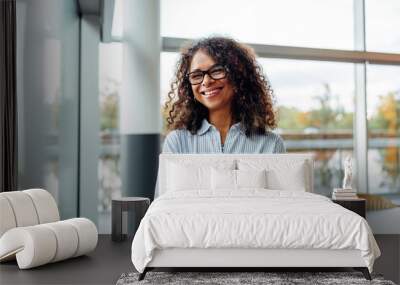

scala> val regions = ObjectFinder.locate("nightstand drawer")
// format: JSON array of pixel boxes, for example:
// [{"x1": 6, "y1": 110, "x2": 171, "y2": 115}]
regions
[{"x1": 332, "y1": 199, "x2": 366, "y2": 218}]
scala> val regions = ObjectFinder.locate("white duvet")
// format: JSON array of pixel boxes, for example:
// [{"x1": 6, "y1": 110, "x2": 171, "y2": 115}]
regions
[{"x1": 131, "y1": 190, "x2": 380, "y2": 273}]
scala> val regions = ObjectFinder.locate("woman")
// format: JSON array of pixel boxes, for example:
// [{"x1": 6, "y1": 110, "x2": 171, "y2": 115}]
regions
[{"x1": 163, "y1": 36, "x2": 285, "y2": 154}]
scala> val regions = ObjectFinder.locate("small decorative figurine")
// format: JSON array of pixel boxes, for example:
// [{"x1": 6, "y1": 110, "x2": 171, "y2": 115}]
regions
[{"x1": 342, "y1": 156, "x2": 353, "y2": 189}]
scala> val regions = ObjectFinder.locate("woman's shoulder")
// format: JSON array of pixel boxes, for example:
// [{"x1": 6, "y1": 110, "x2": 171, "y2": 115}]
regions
[
  {"x1": 249, "y1": 129, "x2": 282, "y2": 141},
  {"x1": 264, "y1": 130, "x2": 283, "y2": 141},
  {"x1": 164, "y1": 128, "x2": 191, "y2": 140},
  {"x1": 162, "y1": 128, "x2": 192, "y2": 153},
  {"x1": 258, "y1": 130, "x2": 285, "y2": 153}
]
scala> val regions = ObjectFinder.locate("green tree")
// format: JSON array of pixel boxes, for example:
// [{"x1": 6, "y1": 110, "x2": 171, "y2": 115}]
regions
[
  {"x1": 100, "y1": 77, "x2": 120, "y2": 131},
  {"x1": 277, "y1": 83, "x2": 352, "y2": 131},
  {"x1": 368, "y1": 91, "x2": 400, "y2": 182}
]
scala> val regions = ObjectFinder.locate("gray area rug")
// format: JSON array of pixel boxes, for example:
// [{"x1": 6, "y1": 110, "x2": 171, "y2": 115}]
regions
[{"x1": 116, "y1": 271, "x2": 396, "y2": 285}]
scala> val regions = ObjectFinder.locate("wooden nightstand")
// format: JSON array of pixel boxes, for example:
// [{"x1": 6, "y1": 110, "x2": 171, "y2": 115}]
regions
[{"x1": 332, "y1": 198, "x2": 366, "y2": 218}]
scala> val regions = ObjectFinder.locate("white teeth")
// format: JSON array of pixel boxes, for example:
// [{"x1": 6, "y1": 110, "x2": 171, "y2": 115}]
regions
[{"x1": 203, "y1": 89, "x2": 220, "y2": 97}]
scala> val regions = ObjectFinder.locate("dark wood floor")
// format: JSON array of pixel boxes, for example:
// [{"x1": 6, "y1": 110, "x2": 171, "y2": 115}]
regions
[
  {"x1": 0, "y1": 235, "x2": 133, "y2": 285},
  {"x1": 1, "y1": 235, "x2": 398, "y2": 285}
]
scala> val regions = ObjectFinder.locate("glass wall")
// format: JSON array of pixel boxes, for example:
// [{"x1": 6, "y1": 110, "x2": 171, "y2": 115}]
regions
[
  {"x1": 158, "y1": 0, "x2": 400, "y2": 233},
  {"x1": 98, "y1": 42, "x2": 123, "y2": 233},
  {"x1": 261, "y1": 59, "x2": 355, "y2": 196},
  {"x1": 161, "y1": 0, "x2": 354, "y2": 50},
  {"x1": 367, "y1": 65, "x2": 400, "y2": 195},
  {"x1": 16, "y1": 0, "x2": 80, "y2": 219},
  {"x1": 365, "y1": 0, "x2": 400, "y2": 53},
  {"x1": 365, "y1": 64, "x2": 400, "y2": 233},
  {"x1": 99, "y1": 0, "x2": 400, "y2": 234}
]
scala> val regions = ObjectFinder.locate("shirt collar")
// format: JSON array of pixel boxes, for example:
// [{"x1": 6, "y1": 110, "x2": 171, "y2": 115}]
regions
[
  {"x1": 196, "y1": 119, "x2": 244, "y2": 136},
  {"x1": 197, "y1": 119, "x2": 213, "y2": 135}
]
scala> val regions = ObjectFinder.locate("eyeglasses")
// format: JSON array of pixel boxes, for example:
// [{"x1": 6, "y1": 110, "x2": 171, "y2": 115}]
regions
[{"x1": 186, "y1": 65, "x2": 228, "y2": 85}]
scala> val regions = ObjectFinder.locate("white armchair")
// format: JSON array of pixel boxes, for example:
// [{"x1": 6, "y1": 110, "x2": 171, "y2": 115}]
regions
[{"x1": 0, "y1": 189, "x2": 98, "y2": 269}]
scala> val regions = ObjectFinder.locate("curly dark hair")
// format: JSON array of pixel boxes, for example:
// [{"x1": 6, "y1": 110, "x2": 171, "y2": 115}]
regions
[{"x1": 164, "y1": 36, "x2": 276, "y2": 136}]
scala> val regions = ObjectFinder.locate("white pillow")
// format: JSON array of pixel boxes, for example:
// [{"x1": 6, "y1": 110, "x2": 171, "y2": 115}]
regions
[
  {"x1": 211, "y1": 168, "x2": 236, "y2": 190},
  {"x1": 237, "y1": 159, "x2": 308, "y2": 191},
  {"x1": 166, "y1": 162, "x2": 208, "y2": 191},
  {"x1": 236, "y1": 169, "x2": 267, "y2": 189},
  {"x1": 166, "y1": 160, "x2": 235, "y2": 191},
  {"x1": 211, "y1": 169, "x2": 268, "y2": 190},
  {"x1": 266, "y1": 168, "x2": 306, "y2": 191}
]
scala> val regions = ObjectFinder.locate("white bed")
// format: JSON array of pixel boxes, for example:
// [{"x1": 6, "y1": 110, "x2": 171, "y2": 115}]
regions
[{"x1": 131, "y1": 154, "x2": 380, "y2": 280}]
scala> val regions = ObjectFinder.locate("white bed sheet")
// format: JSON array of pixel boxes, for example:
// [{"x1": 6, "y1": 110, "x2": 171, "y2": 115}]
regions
[{"x1": 131, "y1": 189, "x2": 380, "y2": 273}]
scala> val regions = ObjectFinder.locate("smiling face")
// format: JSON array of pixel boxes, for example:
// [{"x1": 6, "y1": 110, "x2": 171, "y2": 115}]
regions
[{"x1": 189, "y1": 50, "x2": 235, "y2": 113}]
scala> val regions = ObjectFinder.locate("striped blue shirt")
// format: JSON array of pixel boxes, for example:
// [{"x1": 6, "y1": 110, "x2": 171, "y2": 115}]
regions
[{"x1": 162, "y1": 119, "x2": 286, "y2": 154}]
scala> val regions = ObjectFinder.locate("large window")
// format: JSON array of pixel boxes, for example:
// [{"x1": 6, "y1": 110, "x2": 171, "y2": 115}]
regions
[
  {"x1": 158, "y1": 0, "x2": 400, "y2": 234},
  {"x1": 161, "y1": 0, "x2": 354, "y2": 50},
  {"x1": 16, "y1": 0, "x2": 80, "y2": 220},
  {"x1": 261, "y1": 59, "x2": 355, "y2": 196},
  {"x1": 98, "y1": 42, "x2": 123, "y2": 233},
  {"x1": 365, "y1": 0, "x2": 400, "y2": 53},
  {"x1": 367, "y1": 65, "x2": 400, "y2": 195},
  {"x1": 102, "y1": 0, "x2": 400, "y2": 234}
]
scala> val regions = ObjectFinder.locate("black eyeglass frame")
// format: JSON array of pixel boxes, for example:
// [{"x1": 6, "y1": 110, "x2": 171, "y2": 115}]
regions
[{"x1": 186, "y1": 65, "x2": 229, "y2": 85}]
